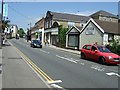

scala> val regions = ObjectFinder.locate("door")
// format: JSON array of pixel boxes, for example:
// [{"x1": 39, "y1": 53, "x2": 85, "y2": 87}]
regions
[{"x1": 89, "y1": 46, "x2": 98, "y2": 60}]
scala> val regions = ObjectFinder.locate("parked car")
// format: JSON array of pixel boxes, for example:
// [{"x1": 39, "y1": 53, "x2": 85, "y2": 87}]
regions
[
  {"x1": 30, "y1": 40, "x2": 42, "y2": 48},
  {"x1": 81, "y1": 44, "x2": 120, "y2": 65}
]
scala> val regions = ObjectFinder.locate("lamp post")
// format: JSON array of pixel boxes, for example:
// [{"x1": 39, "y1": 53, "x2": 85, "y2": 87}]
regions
[
  {"x1": 0, "y1": 0, "x2": 3, "y2": 48},
  {"x1": 28, "y1": 22, "x2": 31, "y2": 41}
]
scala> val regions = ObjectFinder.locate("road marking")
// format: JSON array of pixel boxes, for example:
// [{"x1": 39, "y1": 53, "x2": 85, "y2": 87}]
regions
[
  {"x1": 14, "y1": 46, "x2": 62, "y2": 85},
  {"x1": 80, "y1": 62, "x2": 85, "y2": 65},
  {"x1": 91, "y1": 65, "x2": 105, "y2": 71},
  {"x1": 106, "y1": 72, "x2": 120, "y2": 77},
  {"x1": 51, "y1": 84, "x2": 63, "y2": 89},
  {"x1": 56, "y1": 55, "x2": 77, "y2": 63},
  {"x1": 48, "y1": 80, "x2": 62, "y2": 84},
  {"x1": 40, "y1": 49, "x2": 50, "y2": 54}
]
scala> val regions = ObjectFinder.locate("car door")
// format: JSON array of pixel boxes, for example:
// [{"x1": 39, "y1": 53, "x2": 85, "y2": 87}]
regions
[
  {"x1": 83, "y1": 45, "x2": 92, "y2": 59},
  {"x1": 89, "y1": 46, "x2": 98, "y2": 60}
]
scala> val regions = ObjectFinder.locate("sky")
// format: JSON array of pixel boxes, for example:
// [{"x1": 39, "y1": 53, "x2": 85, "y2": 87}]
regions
[{"x1": 0, "y1": 2, "x2": 118, "y2": 32}]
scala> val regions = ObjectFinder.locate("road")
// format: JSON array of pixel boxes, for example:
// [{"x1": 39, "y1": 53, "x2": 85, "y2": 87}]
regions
[{"x1": 9, "y1": 38, "x2": 119, "y2": 89}]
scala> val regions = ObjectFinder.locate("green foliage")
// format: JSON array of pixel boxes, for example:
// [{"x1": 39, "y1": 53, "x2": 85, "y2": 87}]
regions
[
  {"x1": 110, "y1": 39, "x2": 120, "y2": 55},
  {"x1": 2, "y1": 20, "x2": 10, "y2": 32},
  {"x1": 58, "y1": 25, "x2": 69, "y2": 48},
  {"x1": 18, "y1": 28, "x2": 25, "y2": 38}
]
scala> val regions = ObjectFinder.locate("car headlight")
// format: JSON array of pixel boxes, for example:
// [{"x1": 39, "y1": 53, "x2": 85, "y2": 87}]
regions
[{"x1": 108, "y1": 56, "x2": 113, "y2": 60}]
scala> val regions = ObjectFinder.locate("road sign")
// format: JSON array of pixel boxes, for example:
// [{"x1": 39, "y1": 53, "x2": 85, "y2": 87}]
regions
[{"x1": 3, "y1": 4, "x2": 8, "y2": 17}]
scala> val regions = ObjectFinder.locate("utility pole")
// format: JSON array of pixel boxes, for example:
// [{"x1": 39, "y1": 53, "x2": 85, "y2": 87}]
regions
[
  {"x1": 28, "y1": 22, "x2": 31, "y2": 41},
  {"x1": 0, "y1": 0, "x2": 3, "y2": 49}
]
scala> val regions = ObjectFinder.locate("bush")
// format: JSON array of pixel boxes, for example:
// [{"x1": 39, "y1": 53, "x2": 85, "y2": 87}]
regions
[{"x1": 110, "y1": 39, "x2": 120, "y2": 55}]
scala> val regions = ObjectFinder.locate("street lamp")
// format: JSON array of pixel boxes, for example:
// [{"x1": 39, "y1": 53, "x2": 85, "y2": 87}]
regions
[
  {"x1": 28, "y1": 23, "x2": 31, "y2": 41},
  {"x1": 0, "y1": 0, "x2": 3, "y2": 48}
]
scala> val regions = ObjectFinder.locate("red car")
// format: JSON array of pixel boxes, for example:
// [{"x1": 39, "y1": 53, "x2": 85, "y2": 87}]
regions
[{"x1": 81, "y1": 44, "x2": 120, "y2": 65}]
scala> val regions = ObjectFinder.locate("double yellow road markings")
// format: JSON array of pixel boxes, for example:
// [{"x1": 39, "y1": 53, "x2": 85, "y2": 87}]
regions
[{"x1": 14, "y1": 46, "x2": 55, "y2": 83}]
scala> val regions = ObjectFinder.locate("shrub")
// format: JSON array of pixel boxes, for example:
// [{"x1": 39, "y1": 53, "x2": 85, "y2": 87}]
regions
[{"x1": 110, "y1": 39, "x2": 120, "y2": 55}]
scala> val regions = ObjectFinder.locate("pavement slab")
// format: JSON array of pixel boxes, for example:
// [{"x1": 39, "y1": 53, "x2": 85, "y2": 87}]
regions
[{"x1": 2, "y1": 43, "x2": 50, "y2": 88}]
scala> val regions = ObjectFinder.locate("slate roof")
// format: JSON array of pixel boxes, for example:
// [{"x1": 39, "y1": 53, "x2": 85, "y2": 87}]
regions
[
  {"x1": 66, "y1": 25, "x2": 83, "y2": 35},
  {"x1": 94, "y1": 19, "x2": 119, "y2": 35},
  {"x1": 49, "y1": 11, "x2": 90, "y2": 22},
  {"x1": 90, "y1": 10, "x2": 118, "y2": 18}
]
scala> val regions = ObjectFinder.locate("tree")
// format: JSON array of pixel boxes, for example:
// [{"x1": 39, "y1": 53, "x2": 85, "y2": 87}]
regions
[
  {"x1": 2, "y1": 19, "x2": 10, "y2": 32},
  {"x1": 18, "y1": 28, "x2": 25, "y2": 38},
  {"x1": 58, "y1": 25, "x2": 69, "y2": 48}
]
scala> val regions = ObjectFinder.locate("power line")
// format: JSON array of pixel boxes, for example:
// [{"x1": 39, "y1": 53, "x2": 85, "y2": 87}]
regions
[{"x1": 8, "y1": 5, "x2": 37, "y2": 21}]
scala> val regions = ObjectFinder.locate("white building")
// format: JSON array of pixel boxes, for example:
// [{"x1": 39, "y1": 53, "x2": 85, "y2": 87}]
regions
[{"x1": 4, "y1": 24, "x2": 18, "y2": 38}]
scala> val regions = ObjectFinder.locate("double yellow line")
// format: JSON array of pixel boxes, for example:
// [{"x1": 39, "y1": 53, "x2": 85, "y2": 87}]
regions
[{"x1": 14, "y1": 46, "x2": 54, "y2": 83}]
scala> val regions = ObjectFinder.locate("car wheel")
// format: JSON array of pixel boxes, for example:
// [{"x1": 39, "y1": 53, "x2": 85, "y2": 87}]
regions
[
  {"x1": 99, "y1": 57, "x2": 106, "y2": 65},
  {"x1": 40, "y1": 45, "x2": 42, "y2": 48},
  {"x1": 32, "y1": 45, "x2": 34, "y2": 48},
  {"x1": 81, "y1": 53, "x2": 86, "y2": 59}
]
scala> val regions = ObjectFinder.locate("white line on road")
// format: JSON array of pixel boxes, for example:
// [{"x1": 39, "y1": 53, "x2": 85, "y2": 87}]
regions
[
  {"x1": 56, "y1": 55, "x2": 77, "y2": 63},
  {"x1": 80, "y1": 62, "x2": 85, "y2": 65},
  {"x1": 40, "y1": 49, "x2": 50, "y2": 54},
  {"x1": 106, "y1": 72, "x2": 120, "y2": 77},
  {"x1": 48, "y1": 80, "x2": 62, "y2": 84},
  {"x1": 91, "y1": 65, "x2": 105, "y2": 71},
  {"x1": 51, "y1": 84, "x2": 63, "y2": 89}
]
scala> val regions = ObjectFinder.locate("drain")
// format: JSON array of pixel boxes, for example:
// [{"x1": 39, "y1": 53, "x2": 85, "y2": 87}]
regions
[{"x1": 8, "y1": 57, "x2": 22, "y2": 59}]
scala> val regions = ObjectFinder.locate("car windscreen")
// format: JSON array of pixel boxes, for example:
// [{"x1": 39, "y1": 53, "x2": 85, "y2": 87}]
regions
[
  {"x1": 97, "y1": 46, "x2": 111, "y2": 53},
  {"x1": 33, "y1": 40, "x2": 41, "y2": 44}
]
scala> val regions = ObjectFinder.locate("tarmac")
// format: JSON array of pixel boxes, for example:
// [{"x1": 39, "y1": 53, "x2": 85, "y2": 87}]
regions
[
  {"x1": 0, "y1": 41, "x2": 51, "y2": 89},
  {"x1": 49, "y1": 45, "x2": 80, "y2": 55},
  {"x1": 0, "y1": 39, "x2": 80, "y2": 89}
]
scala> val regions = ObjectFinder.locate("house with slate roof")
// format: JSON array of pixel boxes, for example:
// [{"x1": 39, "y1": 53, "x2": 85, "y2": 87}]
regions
[
  {"x1": 90, "y1": 10, "x2": 118, "y2": 23},
  {"x1": 66, "y1": 10, "x2": 119, "y2": 50},
  {"x1": 44, "y1": 11, "x2": 90, "y2": 46},
  {"x1": 66, "y1": 18, "x2": 119, "y2": 50}
]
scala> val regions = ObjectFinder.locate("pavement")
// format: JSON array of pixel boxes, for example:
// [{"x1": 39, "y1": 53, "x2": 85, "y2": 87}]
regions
[
  {"x1": 0, "y1": 48, "x2": 2, "y2": 90},
  {"x1": 1, "y1": 41, "x2": 51, "y2": 89},
  {"x1": 49, "y1": 45, "x2": 80, "y2": 55}
]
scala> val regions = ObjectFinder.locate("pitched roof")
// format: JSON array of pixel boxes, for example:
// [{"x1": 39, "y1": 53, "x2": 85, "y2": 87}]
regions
[
  {"x1": 49, "y1": 11, "x2": 90, "y2": 22},
  {"x1": 90, "y1": 10, "x2": 118, "y2": 18},
  {"x1": 66, "y1": 25, "x2": 82, "y2": 34},
  {"x1": 94, "y1": 19, "x2": 119, "y2": 35},
  {"x1": 80, "y1": 18, "x2": 119, "y2": 35}
]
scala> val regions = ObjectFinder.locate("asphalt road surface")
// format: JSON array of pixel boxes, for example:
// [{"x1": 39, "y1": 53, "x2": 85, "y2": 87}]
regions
[{"x1": 9, "y1": 38, "x2": 119, "y2": 89}]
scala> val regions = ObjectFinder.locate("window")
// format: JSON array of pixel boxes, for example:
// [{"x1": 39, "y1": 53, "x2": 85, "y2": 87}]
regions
[
  {"x1": 108, "y1": 34, "x2": 113, "y2": 42},
  {"x1": 103, "y1": 17, "x2": 107, "y2": 21},
  {"x1": 91, "y1": 46, "x2": 97, "y2": 51},
  {"x1": 68, "y1": 22, "x2": 75, "y2": 28},
  {"x1": 110, "y1": 18, "x2": 112, "y2": 21},
  {"x1": 85, "y1": 45, "x2": 91, "y2": 50},
  {"x1": 86, "y1": 26, "x2": 95, "y2": 35}
]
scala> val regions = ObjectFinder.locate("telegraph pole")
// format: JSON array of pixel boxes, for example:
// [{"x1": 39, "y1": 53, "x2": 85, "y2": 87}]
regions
[{"x1": 0, "y1": 0, "x2": 3, "y2": 49}]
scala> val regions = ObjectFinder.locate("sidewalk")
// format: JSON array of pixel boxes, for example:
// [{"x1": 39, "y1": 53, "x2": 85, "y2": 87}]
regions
[
  {"x1": 0, "y1": 49, "x2": 2, "y2": 90},
  {"x1": 2, "y1": 42, "x2": 50, "y2": 88},
  {"x1": 49, "y1": 45, "x2": 80, "y2": 55}
]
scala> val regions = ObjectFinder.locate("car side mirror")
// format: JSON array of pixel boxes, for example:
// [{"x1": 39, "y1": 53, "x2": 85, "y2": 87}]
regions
[{"x1": 95, "y1": 50, "x2": 98, "y2": 53}]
